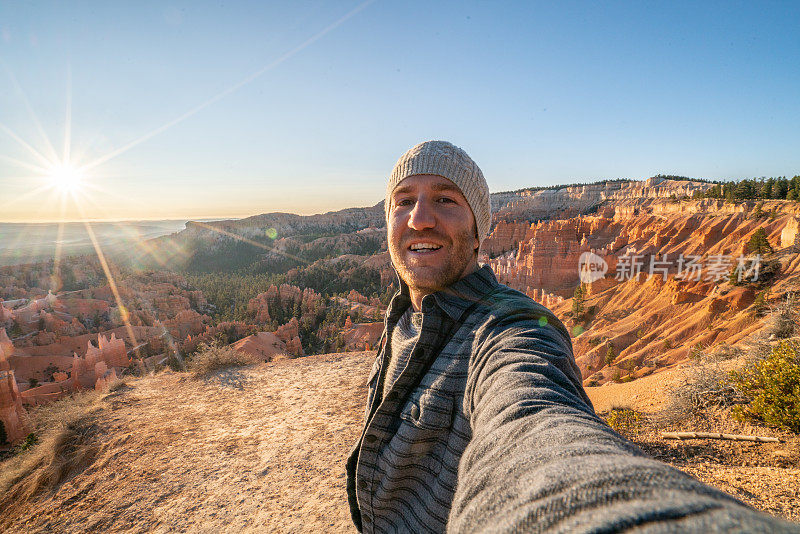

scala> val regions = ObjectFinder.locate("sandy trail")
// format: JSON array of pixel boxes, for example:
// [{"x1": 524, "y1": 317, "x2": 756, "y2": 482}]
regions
[{"x1": 4, "y1": 352, "x2": 373, "y2": 533}]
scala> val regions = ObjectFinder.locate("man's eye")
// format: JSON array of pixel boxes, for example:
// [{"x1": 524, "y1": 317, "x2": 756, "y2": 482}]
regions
[
  {"x1": 396, "y1": 199, "x2": 414, "y2": 207},
  {"x1": 437, "y1": 197, "x2": 456, "y2": 204}
]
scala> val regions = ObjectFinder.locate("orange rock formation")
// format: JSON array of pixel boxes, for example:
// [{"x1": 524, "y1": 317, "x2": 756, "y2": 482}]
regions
[
  {"x1": 0, "y1": 369, "x2": 30, "y2": 444},
  {"x1": 481, "y1": 198, "x2": 800, "y2": 386},
  {"x1": 232, "y1": 332, "x2": 290, "y2": 362},
  {"x1": 342, "y1": 321, "x2": 383, "y2": 352}
]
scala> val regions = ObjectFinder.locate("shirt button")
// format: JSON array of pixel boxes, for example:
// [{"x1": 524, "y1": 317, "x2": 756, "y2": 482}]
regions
[
  {"x1": 359, "y1": 478, "x2": 369, "y2": 490},
  {"x1": 411, "y1": 405, "x2": 420, "y2": 419},
  {"x1": 364, "y1": 434, "x2": 377, "y2": 444}
]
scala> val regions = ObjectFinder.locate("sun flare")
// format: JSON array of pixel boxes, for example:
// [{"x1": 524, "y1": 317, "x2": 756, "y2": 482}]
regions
[{"x1": 47, "y1": 162, "x2": 86, "y2": 193}]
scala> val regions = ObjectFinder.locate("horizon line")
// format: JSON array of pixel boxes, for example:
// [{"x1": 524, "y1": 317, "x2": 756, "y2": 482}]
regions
[
  {"x1": 3, "y1": 173, "x2": 795, "y2": 225},
  {"x1": 0, "y1": 215, "x2": 247, "y2": 225}
]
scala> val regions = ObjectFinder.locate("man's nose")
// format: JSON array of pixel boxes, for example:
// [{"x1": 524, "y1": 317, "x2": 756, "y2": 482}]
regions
[{"x1": 408, "y1": 199, "x2": 435, "y2": 230}]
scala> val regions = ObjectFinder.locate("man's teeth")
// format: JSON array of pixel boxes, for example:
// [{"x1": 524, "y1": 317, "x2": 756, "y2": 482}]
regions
[{"x1": 410, "y1": 243, "x2": 442, "y2": 251}]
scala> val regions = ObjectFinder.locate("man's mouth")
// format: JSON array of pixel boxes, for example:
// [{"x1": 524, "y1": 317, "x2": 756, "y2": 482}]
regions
[{"x1": 408, "y1": 242, "x2": 443, "y2": 254}]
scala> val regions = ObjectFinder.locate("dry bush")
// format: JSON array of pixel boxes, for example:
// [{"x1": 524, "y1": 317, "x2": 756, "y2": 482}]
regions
[
  {"x1": 658, "y1": 355, "x2": 747, "y2": 426},
  {"x1": 0, "y1": 391, "x2": 102, "y2": 514},
  {"x1": 710, "y1": 343, "x2": 744, "y2": 361},
  {"x1": 765, "y1": 293, "x2": 798, "y2": 340},
  {"x1": 657, "y1": 294, "x2": 798, "y2": 427},
  {"x1": 188, "y1": 341, "x2": 260, "y2": 379}
]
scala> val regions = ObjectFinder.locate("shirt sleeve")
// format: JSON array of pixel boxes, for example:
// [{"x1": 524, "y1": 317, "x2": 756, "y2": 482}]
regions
[{"x1": 448, "y1": 307, "x2": 799, "y2": 533}]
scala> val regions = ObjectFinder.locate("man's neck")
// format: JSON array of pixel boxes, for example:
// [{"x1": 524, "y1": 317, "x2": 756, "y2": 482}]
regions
[
  {"x1": 408, "y1": 261, "x2": 480, "y2": 311},
  {"x1": 408, "y1": 289, "x2": 428, "y2": 312}
]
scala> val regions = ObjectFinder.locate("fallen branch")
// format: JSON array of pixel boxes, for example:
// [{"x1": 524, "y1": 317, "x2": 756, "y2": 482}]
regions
[{"x1": 661, "y1": 431, "x2": 780, "y2": 443}]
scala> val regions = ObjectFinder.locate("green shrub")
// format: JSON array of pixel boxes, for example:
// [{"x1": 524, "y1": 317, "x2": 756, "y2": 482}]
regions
[
  {"x1": 16, "y1": 433, "x2": 38, "y2": 452},
  {"x1": 751, "y1": 289, "x2": 769, "y2": 316},
  {"x1": 730, "y1": 340, "x2": 800, "y2": 432},
  {"x1": 605, "y1": 408, "x2": 642, "y2": 434}
]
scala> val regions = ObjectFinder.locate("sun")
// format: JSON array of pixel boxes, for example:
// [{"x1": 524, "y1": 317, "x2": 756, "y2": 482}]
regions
[{"x1": 46, "y1": 162, "x2": 86, "y2": 193}]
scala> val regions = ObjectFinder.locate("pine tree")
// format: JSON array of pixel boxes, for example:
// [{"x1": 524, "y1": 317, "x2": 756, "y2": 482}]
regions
[
  {"x1": 724, "y1": 184, "x2": 735, "y2": 202},
  {"x1": 572, "y1": 284, "x2": 585, "y2": 321},
  {"x1": 752, "y1": 201, "x2": 764, "y2": 219},
  {"x1": 791, "y1": 175, "x2": 800, "y2": 193},
  {"x1": 735, "y1": 180, "x2": 754, "y2": 199},
  {"x1": 605, "y1": 343, "x2": 616, "y2": 366},
  {"x1": 771, "y1": 180, "x2": 786, "y2": 199},
  {"x1": 758, "y1": 182, "x2": 769, "y2": 198},
  {"x1": 748, "y1": 228, "x2": 773, "y2": 255}
]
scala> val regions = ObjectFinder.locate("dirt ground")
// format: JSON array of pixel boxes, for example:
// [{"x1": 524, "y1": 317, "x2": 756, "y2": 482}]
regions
[
  {"x1": 2, "y1": 352, "x2": 373, "y2": 533},
  {"x1": 586, "y1": 355, "x2": 800, "y2": 523},
  {"x1": 2, "y1": 351, "x2": 798, "y2": 532}
]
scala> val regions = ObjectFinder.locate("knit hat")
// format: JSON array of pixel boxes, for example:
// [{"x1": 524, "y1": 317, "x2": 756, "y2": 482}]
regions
[{"x1": 386, "y1": 140, "x2": 491, "y2": 243}]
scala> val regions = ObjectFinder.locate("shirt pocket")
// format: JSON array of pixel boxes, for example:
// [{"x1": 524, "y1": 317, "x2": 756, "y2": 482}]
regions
[
  {"x1": 399, "y1": 389, "x2": 454, "y2": 431},
  {"x1": 395, "y1": 390, "x2": 455, "y2": 476}
]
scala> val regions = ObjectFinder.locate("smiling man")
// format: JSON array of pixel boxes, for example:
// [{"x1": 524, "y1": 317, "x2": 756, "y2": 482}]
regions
[
  {"x1": 345, "y1": 140, "x2": 798, "y2": 533},
  {"x1": 387, "y1": 172, "x2": 481, "y2": 310}
]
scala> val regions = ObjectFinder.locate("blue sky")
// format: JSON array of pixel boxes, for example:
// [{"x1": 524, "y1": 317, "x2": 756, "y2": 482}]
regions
[{"x1": 0, "y1": 1, "x2": 798, "y2": 222}]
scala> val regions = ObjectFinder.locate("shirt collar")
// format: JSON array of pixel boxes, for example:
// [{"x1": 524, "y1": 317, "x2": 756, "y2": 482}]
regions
[{"x1": 390, "y1": 264, "x2": 500, "y2": 322}]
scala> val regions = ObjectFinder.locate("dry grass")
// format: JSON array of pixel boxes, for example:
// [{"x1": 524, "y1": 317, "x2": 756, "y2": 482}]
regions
[
  {"x1": 106, "y1": 379, "x2": 128, "y2": 392},
  {"x1": 0, "y1": 391, "x2": 103, "y2": 522},
  {"x1": 187, "y1": 342, "x2": 260, "y2": 378},
  {"x1": 765, "y1": 293, "x2": 799, "y2": 340},
  {"x1": 658, "y1": 354, "x2": 745, "y2": 425}
]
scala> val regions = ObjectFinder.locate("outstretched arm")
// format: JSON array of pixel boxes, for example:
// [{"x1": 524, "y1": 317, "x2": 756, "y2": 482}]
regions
[{"x1": 448, "y1": 309, "x2": 798, "y2": 533}]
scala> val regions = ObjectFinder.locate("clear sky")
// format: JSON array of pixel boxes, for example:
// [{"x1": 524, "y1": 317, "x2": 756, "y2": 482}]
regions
[{"x1": 0, "y1": 1, "x2": 798, "y2": 222}]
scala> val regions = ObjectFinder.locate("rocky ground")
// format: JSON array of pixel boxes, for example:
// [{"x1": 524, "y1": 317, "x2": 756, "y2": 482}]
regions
[{"x1": 1, "y1": 351, "x2": 798, "y2": 532}]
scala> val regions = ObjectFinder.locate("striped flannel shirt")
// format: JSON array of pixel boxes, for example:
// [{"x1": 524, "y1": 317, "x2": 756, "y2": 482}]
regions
[{"x1": 345, "y1": 265, "x2": 799, "y2": 533}]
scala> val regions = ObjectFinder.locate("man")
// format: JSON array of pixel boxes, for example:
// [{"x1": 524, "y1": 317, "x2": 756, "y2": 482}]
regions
[{"x1": 346, "y1": 140, "x2": 798, "y2": 533}]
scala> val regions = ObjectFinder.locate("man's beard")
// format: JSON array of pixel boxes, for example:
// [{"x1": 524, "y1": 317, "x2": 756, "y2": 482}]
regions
[{"x1": 389, "y1": 227, "x2": 477, "y2": 296}]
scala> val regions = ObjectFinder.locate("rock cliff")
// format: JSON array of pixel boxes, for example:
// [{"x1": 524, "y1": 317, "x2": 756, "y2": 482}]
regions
[{"x1": 483, "y1": 198, "x2": 800, "y2": 385}]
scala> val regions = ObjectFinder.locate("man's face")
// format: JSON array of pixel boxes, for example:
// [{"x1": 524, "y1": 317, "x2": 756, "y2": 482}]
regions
[{"x1": 388, "y1": 174, "x2": 480, "y2": 296}]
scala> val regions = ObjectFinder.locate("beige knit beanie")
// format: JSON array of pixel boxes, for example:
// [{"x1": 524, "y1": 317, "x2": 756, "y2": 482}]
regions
[{"x1": 385, "y1": 140, "x2": 491, "y2": 243}]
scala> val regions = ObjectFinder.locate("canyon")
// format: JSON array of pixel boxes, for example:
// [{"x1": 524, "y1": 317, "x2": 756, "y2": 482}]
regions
[{"x1": 1, "y1": 176, "x2": 799, "y2": 447}]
